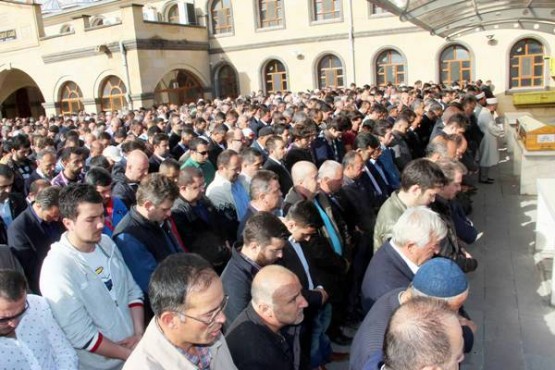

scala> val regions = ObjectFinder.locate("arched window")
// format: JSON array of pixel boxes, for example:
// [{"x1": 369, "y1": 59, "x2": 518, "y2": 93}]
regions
[
  {"x1": 100, "y1": 76, "x2": 127, "y2": 113},
  {"x1": 154, "y1": 69, "x2": 203, "y2": 105},
  {"x1": 167, "y1": 4, "x2": 180, "y2": 23},
  {"x1": 257, "y1": 0, "x2": 283, "y2": 28},
  {"x1": 317, "y1": 54, "x2": 344, "y2": 89},
  {"x1": 264, "y1": 60, "x2": 287, "y2": 93},
  {"x1": 90, "y1": 16, "x2": 106, "y2": 27},
  {"x1": 211, "y1": 0, "x2": 233, "y2": 34},
  {"x1": 312, "y1": 0, "x2": 342, "y2": 21},
  {"x1": 376, "y1": 49, "x2": 406, "y2": 86},
  {"x1": 59, "y1": 82, "x2": 84, "y2": 115},
  {"x1": 60, "y1": 24, "x2": 74, "y2": 34},
  {"x1": 216, "y1": 65, "x2": 239, "y2": 98},
  {"x1": 510, "y1": 38, "x2": 544, "y2": 88},
  {"x1": 440, "y1": 44, "x2": 471, "y2": 85}
]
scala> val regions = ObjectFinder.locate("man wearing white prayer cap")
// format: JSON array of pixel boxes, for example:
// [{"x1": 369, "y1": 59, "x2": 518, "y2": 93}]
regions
[
  {"x1": 476, "y1": 97, "x2": 503, "y2": 184},
  {"x1": 473, "y1": 92, "x2": 487, "y2": 119}
]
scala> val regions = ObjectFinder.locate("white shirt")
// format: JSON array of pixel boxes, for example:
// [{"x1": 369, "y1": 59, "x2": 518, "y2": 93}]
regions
[
  {"x1": 288, "y1": 236, "x2": 314, "y2": 289},
  {"x1": 363, "y1": 166, "x2": 383, "y2": 196},
  {"x1": 0, "y1": 295, "x2": 78, "y2": 370},
  {"x1": 390, "y1": 240, "x2": 419, "y2": 274}
]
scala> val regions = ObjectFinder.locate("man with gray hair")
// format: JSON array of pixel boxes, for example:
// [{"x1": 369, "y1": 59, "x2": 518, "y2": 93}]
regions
[
  {"x1": 236, "y1": 169, "x2": 282, "y2": 240},
  {"x1": 226, "y1": 265, "x2": 308, "y2": 370},
  {"x1": 361, "y1": 206, "x2": 447, "y2": 312},
  {"x1": 382, "y1": 297, "x2": 465, "y2": 370},
  {"x1": 113, "y1": 173, "x2": 182, "y2": 294},
  {"x1": 25, "y1": 149, "x2": 56, "y2": 195},
  {"x1": 123, "y1": 254, "x2": 237, "y2": 370},
  {"x1": 417, "y1": 100, "x2": 443, "y2": 146},
  {"x1": 312, "y1": 160, "x2": 354, "y2": 345},
  {"x1": 351, "y1": 257, "x2": 476, "y2": 370},
  {"x1": 8, "y1": 186, "x2": 64, "y2": 294},
  {"x1": 425, "y1": 140, "x2": 453, "y2": 161}
]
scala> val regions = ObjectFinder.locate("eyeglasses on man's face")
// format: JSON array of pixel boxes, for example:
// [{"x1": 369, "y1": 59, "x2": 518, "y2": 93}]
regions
[
  {"x1": 0, "y1": 300, "x2": 29, "y2": 325},
  {"x1": 173, "y1": 295, "x2": 228, "y2": 327}
]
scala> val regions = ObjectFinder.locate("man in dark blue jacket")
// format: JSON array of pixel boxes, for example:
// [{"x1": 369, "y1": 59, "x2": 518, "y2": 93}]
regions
[
  {"x1": 113, "y1": 173, "x2": 181, "y2": 294},
  {"x1": 311, "y1": 115, "x2": 349, "y2": 168},
  {"x1": 8, "y1": 186, "x2": 64, "y2": 294},
  {"x1": 220, "y1": 212, "x2": 288, "y2": 328},
  {"x1": 352, "y1": 258, "x2": 475, "y2": 370},
  {"x1": 361, "y1": 206, "x2": 447, "y2": 313}
]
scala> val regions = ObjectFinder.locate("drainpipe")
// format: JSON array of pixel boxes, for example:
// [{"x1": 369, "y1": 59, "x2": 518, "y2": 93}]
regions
[
  {"x1": 347, "y1": 0, "x2": 356, "y2": 85},
  {"x1": 119, "y1": 40, "x2": 133, "y2": 110}
]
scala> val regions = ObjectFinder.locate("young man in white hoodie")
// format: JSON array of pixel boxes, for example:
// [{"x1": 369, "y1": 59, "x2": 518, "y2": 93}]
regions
[{"x1": 40, "y1": 184, "x2": 144, "y2": 370}]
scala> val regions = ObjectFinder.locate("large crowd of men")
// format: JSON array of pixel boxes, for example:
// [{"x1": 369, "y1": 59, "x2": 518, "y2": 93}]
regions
[{"x1": 0, "y1": 79, "x2": 502, "y2": 369}]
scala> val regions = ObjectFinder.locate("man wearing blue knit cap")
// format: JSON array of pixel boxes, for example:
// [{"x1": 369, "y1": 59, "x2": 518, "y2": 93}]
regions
[{"x1": 351, "y1": 258, "x2": 477, "y2": 370}]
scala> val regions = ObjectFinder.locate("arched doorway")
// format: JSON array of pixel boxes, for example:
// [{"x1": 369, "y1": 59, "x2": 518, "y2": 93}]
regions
[
  {"x1": 215, "y1": 64, "x2": 239, "y2": 98},
  {"x1": 154, "y1": 69, "x2": 204, "y2": 105},
  {"x1": 0, "y1": 69, "x2": 45, "y2": 118}
]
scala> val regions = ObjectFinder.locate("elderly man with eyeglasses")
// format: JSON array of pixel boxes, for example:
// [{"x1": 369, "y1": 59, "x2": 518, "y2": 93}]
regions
[
  {"x1": 124, "y1": 253, "x2": 237, "y2": 370},
  {"x1": 0, "y1": 269, "x2": 78, "y2": 369}
]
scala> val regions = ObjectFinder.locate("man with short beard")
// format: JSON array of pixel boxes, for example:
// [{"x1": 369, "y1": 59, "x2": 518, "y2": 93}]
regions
[
  {"x1": 206, "y1": 150, "x2": 248, "y2": 226},
  {"x1": 25, "y1": 149, "x2": 56, "y2": 193},
  {"x1": 6, "y1": 135, "x2": 35, "y2": 194},
  {"x1": 220, "y1": 212, "x2": 288, "y2": 327},
  {"x1": 226, "y1": 265, "x2": 308, "y2": 370},
  {"x1": 50, "y1": 147, "x2": 85, "y2": 187}
]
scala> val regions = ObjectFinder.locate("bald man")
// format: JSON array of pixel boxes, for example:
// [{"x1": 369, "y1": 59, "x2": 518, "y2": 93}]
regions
[
  {"x1": 226, "y1": 265, "x2": 308, "y2": 370},
  {"x1": 112, "y1": 149, "x2": 149, "y2": 210},
  {"x1": 283, "y1": 161, "x2": 319, "y2": 215}
]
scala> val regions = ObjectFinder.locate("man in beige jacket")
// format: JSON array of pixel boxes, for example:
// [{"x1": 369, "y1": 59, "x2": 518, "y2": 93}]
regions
[{"x1": 124, "y1": 254, "x2": 237, "y2": 370}]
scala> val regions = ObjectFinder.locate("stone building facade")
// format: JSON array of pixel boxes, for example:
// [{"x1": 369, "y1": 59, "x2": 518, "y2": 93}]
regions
[{"x1": 1, "y1": 0, "x2": 554, "y2": 118}]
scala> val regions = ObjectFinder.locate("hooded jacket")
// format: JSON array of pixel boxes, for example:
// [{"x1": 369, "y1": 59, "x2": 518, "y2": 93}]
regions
[{"x1": 40, "y1": 233, "x2": 143, "y2": 370}]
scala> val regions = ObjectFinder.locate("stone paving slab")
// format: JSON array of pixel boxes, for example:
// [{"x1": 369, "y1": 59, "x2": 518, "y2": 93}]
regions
[{"x1": 462, "y1": 160, "x2": 555, "y2": 370}]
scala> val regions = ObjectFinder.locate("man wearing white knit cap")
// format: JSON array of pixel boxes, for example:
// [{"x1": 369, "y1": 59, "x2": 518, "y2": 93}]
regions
[
  {"x1": 477, "y1": 97, "x2": 504, "y2": 184},
  {"x1": 473, "y1": 91, "x2": 486, "y2": 119}
]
